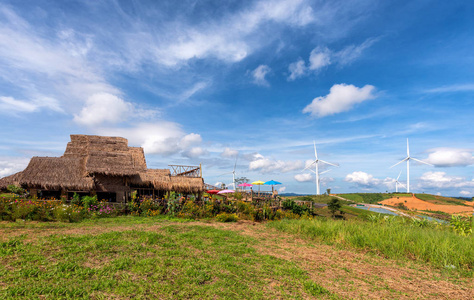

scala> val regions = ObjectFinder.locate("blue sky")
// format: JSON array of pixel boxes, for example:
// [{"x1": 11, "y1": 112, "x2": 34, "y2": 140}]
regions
[{"x1": 1, "y1": 0, "x2": 473, "y2": 196}]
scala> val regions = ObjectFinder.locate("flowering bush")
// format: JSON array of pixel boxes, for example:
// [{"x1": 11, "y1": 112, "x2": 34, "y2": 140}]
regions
[
  {"x1": 53, "y1": 204, "x2": 85, "y2": 222},
  {"x1": 215, "y1": 212, "x2": 239, "y2": 222}
]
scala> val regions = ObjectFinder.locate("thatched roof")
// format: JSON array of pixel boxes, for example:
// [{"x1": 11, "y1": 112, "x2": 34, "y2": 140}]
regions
[
  {"x1": 0, "y1": 157, "x2": 94, "y2": 190},
  {"x1": 131, "y1": 169, "x2": 204, "y2": 193},
  {"x1": 0, "y1": 134, "x2": 204, "y2": 193},
  {"x1": 64, "y1": 135, "x2": 147, "y2": 176},
  {"x1": 0, "y1": 172, "x2": 22, "y2": 189}
]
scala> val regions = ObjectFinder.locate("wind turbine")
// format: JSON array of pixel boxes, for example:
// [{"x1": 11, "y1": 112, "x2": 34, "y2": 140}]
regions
[
  {"x1": 390, "y1": 138, "x2": 432, "y2": 193},
  {"x1": 395, "y1": 170, "x2": 406, "y2": 193},
  {"x1": 220, "y1": 156, "x2": 238, "y2": 190},
  {"x1": 303, "y1": 141, "x2": 339, "y2": 195}
]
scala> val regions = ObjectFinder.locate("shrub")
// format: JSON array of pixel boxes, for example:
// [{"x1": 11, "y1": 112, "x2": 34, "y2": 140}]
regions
[
  {"x1": 450, "y1": 215, "x2": 472, "y2": 236},
  {"x1": 215, "y1": 212, "x2": 239, "y2": 222},
  {"x1": 81, "y1": 195, "x2": 98, "y2": 209},
  {"x1": 53, "y1": 204, "x2": 85, "y2": 222},
  {"x1": 7, "y1": 185, "x2": 25, "y2": 195},
  {"x1": 71, "y1": 193, "x2": 81, "y2": 206}
]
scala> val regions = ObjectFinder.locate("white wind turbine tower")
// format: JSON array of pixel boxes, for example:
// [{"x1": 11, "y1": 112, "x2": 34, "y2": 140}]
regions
[
  {"x1": 303, "y1": 141, "x2": 339, "y2": 195},
  {"x1": 221, "y1": 156, "x2": 238, "y2": 190},
  {"x1": 395, "y1": 170, "x2": 406, "y2": 193},
  {"x1": 390, "y1": 139, "x2": 432, "y2": 193}
]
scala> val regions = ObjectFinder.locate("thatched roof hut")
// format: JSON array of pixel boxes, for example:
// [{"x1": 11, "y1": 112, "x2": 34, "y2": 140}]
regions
[{"x1": 0, "y1": 134, "x2": 204, "y2": 195}]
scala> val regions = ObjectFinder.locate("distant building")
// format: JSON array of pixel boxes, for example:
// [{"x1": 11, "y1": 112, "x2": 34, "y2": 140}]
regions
[{"x1": 0, "y1": 135, "x2": 204, "y2": 202}]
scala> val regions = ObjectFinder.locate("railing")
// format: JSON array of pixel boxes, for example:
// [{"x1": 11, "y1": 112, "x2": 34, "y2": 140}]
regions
[{"x1": 169, "y1": 164, "x2": 201, "y2": 178}]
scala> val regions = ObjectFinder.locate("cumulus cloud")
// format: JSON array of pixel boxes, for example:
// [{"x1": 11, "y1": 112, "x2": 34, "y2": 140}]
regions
[
  {"x1": 425, "y1": 148, "x2": 474, "y2": 167},
  {"x1": 287, "y1": 59, "x2": 306, "y2": 81},
  {"x1": 345, "y1": 171, "x2": 395, "y2": 189},
  {"x1": 221, "y1": 148, "x2": 239, "y2": 158},
  {"x1": 309, "y1": 47, "x2": 331, "y2": 70},
  {"x1": 278, "y1": 186, "x2": 286, "y2": 193},
  {"x1": 95, "y1": 122, "x2": 203, "y2": 156},
  {"x1": 418, "y1": 172, "x2": 474, "y2": 189},
  {"x1": 0, "y1": 157, "x2": 30, "y2": 178},
  {"x1": 73, "y1": 93, "x2": 132, "y2": 126},
  {"x1": 460, "y1": 190, "x2": 471, "y2": 196},
  {"x1": 249, "y1": 153, "x2": 303, "y2": 174},
  {"x1": 303, "y1": 84, "x2": 376, "y2": 117},
  {"x1": 182, "y1": 147, "x2": 208, "y2": 158},
  {"x1": 295, "y1": 173, "x2": 313, "y2": 182},
  {"x1": 252, "y1": 65, "x2": 271, "y2": 86}
]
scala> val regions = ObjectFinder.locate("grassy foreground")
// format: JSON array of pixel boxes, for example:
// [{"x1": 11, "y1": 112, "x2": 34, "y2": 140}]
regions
[
  {"x1": 0, "y1": 217, "x2": 335, "y2": 299},
  {"x1": 268, "y1": 217, "x2": 474, "y2": 274}
]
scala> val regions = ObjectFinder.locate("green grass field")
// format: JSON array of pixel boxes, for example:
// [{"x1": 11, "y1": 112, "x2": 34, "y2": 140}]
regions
[
  {"x1": 0, "y1": 217, "x2": 336, "y2": 299},
  {"x1": 1, "y1": 216, "x2": 472, "y2": 299},
  {"x1": 415, "y1": 194, "x2": 469, "y2": 206}
]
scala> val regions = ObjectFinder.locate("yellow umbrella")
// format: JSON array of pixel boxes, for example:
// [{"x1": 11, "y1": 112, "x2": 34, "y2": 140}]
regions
[{"x1": 251, "y1": 180, "x2": 265, "y2": 196}]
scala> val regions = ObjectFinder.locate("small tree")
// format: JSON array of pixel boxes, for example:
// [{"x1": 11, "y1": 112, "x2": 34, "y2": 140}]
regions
[
  {"x1": 328, "y1": 198, "x2": 341, "y2": 217},
  {"x1": 326, "y1": 188, "x2": 331, "y2": 195}
]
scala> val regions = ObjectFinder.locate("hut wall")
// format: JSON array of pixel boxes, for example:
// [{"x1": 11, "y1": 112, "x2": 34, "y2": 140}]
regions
[{"x1": 94, "y1": 174, "x2": 130, "y2": 203}]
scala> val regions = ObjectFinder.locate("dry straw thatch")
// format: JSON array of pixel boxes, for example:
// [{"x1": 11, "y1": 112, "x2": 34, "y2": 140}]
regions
[
  {"x1": 0, "y1": 134, "x2": 204, "y2": 194},
  {"x1": 132, "y1": 169, "x2": 204, "y2": 193}
]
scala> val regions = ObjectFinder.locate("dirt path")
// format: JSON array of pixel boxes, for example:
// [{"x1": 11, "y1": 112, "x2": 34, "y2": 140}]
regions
[
  {"x1": 1, "y1": 220, "x2": 472, "y2": 299},
  {"x1": 207, "y1": 221, "x2": 473, "y2": 300}
]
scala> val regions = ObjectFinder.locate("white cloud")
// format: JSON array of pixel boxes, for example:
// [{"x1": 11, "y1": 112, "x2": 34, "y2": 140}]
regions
[
  {"x1": 179, "y1": 133, "x2": 202, "y2": 149},
  {"x1": 418, "y1": 172, "x2": 474, "y2": 189},
  {"x1": 0, "y1": 157, "x2": 30, "y2": 178},
  {"x1": 460, "y1": 190, "x2": 471, "y2": 196},
  {"x1": 221, "y1": 148, "x2": 239, "y2": 158},
  {"x1": 0, "y1": 96, "x2": 63, "y2": 114},
  {"x1": 334, "y1": 38, "x2": 378, "y2": 66},
  {"x1": 143, "y1": 0, "x2": 315, "y2": 66},
  {"x1": 95, "y1": 122, "x2": 202, "y2": 156},
  {"x1": 182, "y1": 147, "x2": 208, "y2": 158},
  {"x1": 309, "y1": 47, "x2": 331, "y2": 70},
  {"x1": 345, "y1": 171, "x2": 395, "y2": 189},
  {"x1": 424, "y1": 84, "x2": 474, "y2": 93},
  {"x1": 252, "y1": 65, "x2": 271, "y2": 86},
  {"x1": 278, "y1": 186, "x2": 286, "y2": 193},
  {"x1": 73, "y1": 93, "x2": 132, "y2": 126},
  {"x1": 287, "y1": 59, "x2": 306, "y2": 81},
  {"x1": 425, "y1": 148, "x2": 474, "y2": 167},
  {"x1": 294, "y1": 173, "x2": 312, "y2": 182},
  {"x1": 249, "y1": 153, "x2": 303, "y2": 173},
  {"x1": 288, "y1": 38, "x2": 377, "y2": 80},
  {"x1": 303, "y1": 83, "x2": 376, "y2": 117}
]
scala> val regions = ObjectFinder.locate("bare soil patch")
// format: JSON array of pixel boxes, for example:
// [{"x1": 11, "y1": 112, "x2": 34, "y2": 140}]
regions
[{"x1": 381, "y1": 195, "x2": 473, "y2": 215}]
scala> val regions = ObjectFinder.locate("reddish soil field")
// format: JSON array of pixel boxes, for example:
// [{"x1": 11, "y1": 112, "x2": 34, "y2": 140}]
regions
[{"x1": 381, "y1": 195, "x2": 473, "y2": 215}]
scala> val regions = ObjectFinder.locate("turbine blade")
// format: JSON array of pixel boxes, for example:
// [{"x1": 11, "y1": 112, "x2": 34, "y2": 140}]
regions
[
  {"x1": 313, "y1": 141, "x2": 318, "y2": 160},
  {"x1": 407, "y1": 138, "x2": 410, "y2": 157},
  {"x1": 303, "y1": 160, "x2": 317, "y2": 171},
  {"x1": 397, "y1": 182, "x2": 406, "y2": 188},
  {"x1": 411, "y1": 157, "x2": 434, "y2": 166},
  {"x1": 390, "y1": 157, "x2": 409, "y2": 168},
  {"x1": 320, "y1": 169, "x2": 331, "y2": 174},
  {"x1": 397, "y1": 170, "x2": 402, "y2": 181},
  {"x1": 319, "y1": 159, "x2": 339, "y2": 167}
]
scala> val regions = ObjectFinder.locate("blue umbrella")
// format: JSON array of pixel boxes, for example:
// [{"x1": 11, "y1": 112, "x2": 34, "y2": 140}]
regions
[{"x1": 264, "y1": 180, "x2": 282, "y2": 192}]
